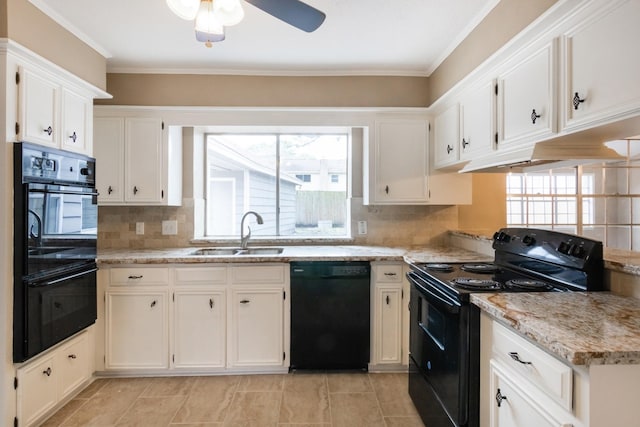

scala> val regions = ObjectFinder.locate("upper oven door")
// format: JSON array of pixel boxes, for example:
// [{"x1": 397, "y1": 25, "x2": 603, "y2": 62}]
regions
[
  {"x1": 408, "y1": 271, "x2": 468, "y2": 426},
  {"x1": 24, "y1": 182, "x2": 98, "y2": 278}
]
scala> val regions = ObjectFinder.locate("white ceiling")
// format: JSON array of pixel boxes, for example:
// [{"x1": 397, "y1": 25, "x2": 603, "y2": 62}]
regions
[{"x1": 31, "y1": 0, "x2": 500, "y2": 76}]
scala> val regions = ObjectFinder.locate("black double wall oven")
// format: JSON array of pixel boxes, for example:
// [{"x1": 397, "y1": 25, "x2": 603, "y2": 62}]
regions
[{"x1": 13, "y1": 143, "x2": 98, "y2": 363}]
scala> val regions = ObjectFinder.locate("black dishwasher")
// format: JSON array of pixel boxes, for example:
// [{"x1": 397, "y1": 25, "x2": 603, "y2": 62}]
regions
[{"x1": 290, "y1": 261, "x2": 370, "y2": 370}]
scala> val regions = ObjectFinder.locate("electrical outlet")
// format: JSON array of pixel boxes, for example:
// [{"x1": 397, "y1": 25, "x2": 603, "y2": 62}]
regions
[
  {"x1": 162, "y1": 220, "x2": 178, "y2": 235},
  {"x1": 136, "y1": 222, "x2": 144, "y2": 235},
  {"x1": 357, "y1": 221, "x2": 368, "y2": 235}
]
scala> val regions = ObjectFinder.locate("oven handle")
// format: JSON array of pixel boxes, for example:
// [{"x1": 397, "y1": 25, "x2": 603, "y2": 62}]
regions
[
  {"x1": 28, "y1": 267, "x2": 98, "y2": 287},
  {"x1": 28, "y1": 188, "x2": 99, "y2": 197},
  {"x1": 407, "y1": 272, "x2": 461, "y2": 314}
]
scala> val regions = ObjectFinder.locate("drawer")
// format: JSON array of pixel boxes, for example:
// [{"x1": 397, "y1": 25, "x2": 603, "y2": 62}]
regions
[
  {"x1": 375, "y1": 264, "x2": 403, "y2": 283},
  {"x1": 109, "y1": 267, "x2": 169, "y2": 286},
  {"x1": 174, "y1": 266, "x2": 228, "y2": 285},
  {"x1": 231, "y1": 265, "x2": 286, "y2": 284},
  {"x1": 492, "y1": 321, "x2": 572, "y2": 410}
]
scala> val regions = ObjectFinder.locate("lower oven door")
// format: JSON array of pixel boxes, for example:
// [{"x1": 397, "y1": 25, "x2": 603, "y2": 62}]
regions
[
  {"x1": 18, "y1": 265, "x2": 97, "y2": 361},
  {"x1": 408, "y1": 272, "x2": 468, "y2": 426}
]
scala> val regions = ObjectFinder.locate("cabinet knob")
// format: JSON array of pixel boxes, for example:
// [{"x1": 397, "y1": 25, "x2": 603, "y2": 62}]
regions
[
  {"x1": 240, "y1": 299, "x2": 250, "y2": 304},
  {"x1": 150, "y1": 300, "x2": 157, "y2": 308},
  {"x1": 108, "y1": 185, "x2": 113, "y2": 195},
  {"x1": 385, "y1": 295, "x2": 390, "y2": 305},
  {"x1": 69, "y1": 131, "x2": 78, "y2": 143},
  {"x1": 42, "y1": 367, "x2": 52, "y2": 377},
  {"x1": 133, "y1": 186, "x2": 139, "y2": 195},
  {"x1": 462, "y1": 138, "x2": 470, "y2": 148},
  {"x1": 573, "y1": 92, "x2": 586, "y2": 110},
  {"x1": 43, "y1": 126, "x2": 53, "y2": 136},
  {"x1": 495, "y1": 388, "x2": 508, "y2": 407},
  {"x1": 531, "y1": 109, "x2": 541, "y2": 124},
  {"x1": 385, "y1": 185, "x2": 389, "y2": 194},
  {"x1": 209, "y1": 298, "x2": 214, "y2": 309},
  {"x1": 446, "y1": 144, "x2": 453, "y2": 154},
  {"x1": 68, "y1": 354, "x2": 77, "y2": 359},
  {"x1": 508, "y1": 352, "x2": 532, "y2": 365}
]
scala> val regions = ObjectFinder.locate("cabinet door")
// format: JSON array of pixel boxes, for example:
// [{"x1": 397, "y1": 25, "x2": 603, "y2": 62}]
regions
[
  {"x1": 106, "y1": 290, "x2": 168, "y2": 369},
  {"x1": 19, "y1": 66, "x2": 58, "y2": 148},
  {"x1": 173, "y1": 290, "x2": 226, "y2": 369},
  {"x1": 94, "y1": 117, "x2": 125, "y2": 204},
  {"x1": 433, "y1": 105, "x2": 460, "y2": 169},
  {"x1": 489, "y1": 361, "x2": 571, "y2": 427},
  {"x1": 374, "y1": 119, "x2": 429, "y2": 203},
  {"x1": 16, "y1": 353, "x2": 58, "y2": 427},
  {"x1": 498, "y1": 40, "x2": 557, "y2": 148},
  {"x1": 460, "y1": 80, "x2": 496, "y2": 161},
  {"x1": 229, "y1": 288, "x2": 284, "y2": 367},
  {"x1": 563, "y1": 0, "x2": 640, "y2": 131},
  {"x1": 56, "y1": 332, "x2": 90, "y2": 398},
  {"x1": 374, "y1": 286, "x2": 403, "y2": 365},
  {"x1": 61, "y1": 88, "x2": 91, "y2": 155},
  {"x1": 125, "y1": 117, "x2": 163, "y2": 203}
]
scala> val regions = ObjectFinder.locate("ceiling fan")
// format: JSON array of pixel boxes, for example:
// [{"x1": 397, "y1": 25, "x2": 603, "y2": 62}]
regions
[{"x1": 167, "y1": 0, "x2": 326, "y2": 47}]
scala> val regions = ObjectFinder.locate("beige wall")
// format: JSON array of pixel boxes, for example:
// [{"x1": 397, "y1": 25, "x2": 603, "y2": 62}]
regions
[
  {"x1": 458, "y1": 174, "x2": 507, "y2": 234},
  {"x1": 428, "y1": 0, "x2": 559, "y2": 104},
  {"x1": 0, "y1": 0, "x2": 7, "y2": 37},
  {"x1": 6, "y1": 0, "x2": 107, "y2": 90},
  {"x1": 97, "y1": 74, "x2": 430, "y2": 107}
]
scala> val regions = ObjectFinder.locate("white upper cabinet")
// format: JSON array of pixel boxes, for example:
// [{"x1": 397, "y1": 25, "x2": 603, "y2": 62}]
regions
[
  {"x1": 433, "y1": 104, "x2": 461, "y2": 169},
  {"x1": 497, "y1": 39, "x2": 557, "y2": 149},
  {"x1": 16, "y1": 64, "x2": 97, "y2": 156},
  {"x1": 372, "y1": 118, "x2": 430, "y2": 204},
  {"x1": 125, "y1": 117, "x2": 164, "y2": 203},
  {"x1": 94, "y1": 117, "x2": 125, "y2": 203},
  {"x1": 460, "y1": 80, "x2": 496, "y2": 161},
  {"x1": 561, "y1": 0, "x2": 640, "y2": 132}
]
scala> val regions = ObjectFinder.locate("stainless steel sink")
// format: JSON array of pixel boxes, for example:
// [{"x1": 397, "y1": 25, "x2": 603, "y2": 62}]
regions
[{"x1": 191, "y1": 247, "x2": 284, "y2": 256}]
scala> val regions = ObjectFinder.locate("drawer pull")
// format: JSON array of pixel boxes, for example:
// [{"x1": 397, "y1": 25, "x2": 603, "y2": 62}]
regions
[
  {"x1": 68, "y1": 354, "x2": 77, "y2": 359},
  {"x1": 209, "y1": 298, "x2": 214, "y2": 309},
  {"x1": 43, "y1": 367, "x2": 52, "y2": 377},
  {"x1": 495, "y1": 388, "x2": 507, "y2": 407},
  {"x1": 128, "y1": 275, "x2": 143, "y2": 279},
  {"x1": 384, "y1": 272, "x2": 397, "y2": 276},
  {"x1": 509, "y1": 352, "x2": 532, "y2": 365},
  {"x1": 240, "y1": 299, "x2": 250, "y2": 304},
  {"x1": 386, "y1": 295, "x2": 390, "y2": 305}
]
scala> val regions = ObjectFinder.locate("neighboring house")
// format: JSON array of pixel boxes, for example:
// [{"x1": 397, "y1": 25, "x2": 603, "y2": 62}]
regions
[{"x1": 285, "y1": 159, "x2": 346, "y2": 192}]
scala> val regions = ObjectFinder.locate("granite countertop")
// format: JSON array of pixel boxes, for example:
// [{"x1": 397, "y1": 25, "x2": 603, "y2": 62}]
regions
[
  {"x1": 472, "y1": 292, "x2": 640, "y2": 366},
  {"x1": 97, "y1": 245, "x2": 492, "y2": 265}
]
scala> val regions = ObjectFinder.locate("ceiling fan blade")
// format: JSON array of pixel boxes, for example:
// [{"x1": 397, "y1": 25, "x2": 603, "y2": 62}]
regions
[{"x1": 244, "y1": 0, "x2": 326, "y2": 32}]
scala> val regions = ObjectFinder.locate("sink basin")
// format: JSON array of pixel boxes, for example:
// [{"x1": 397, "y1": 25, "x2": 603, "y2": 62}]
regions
[
  {"x1": 235, "y1": 247, "x2": 284, "y2": 255},
  {"x1": 191, "y1": 247, "x2": 284, "y2": 256}
]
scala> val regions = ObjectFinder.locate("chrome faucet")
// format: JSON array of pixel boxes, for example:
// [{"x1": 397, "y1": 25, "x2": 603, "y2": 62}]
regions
[
  {"x1": 240, "y1": 211, "x2": 264, "y2": 249},
  {"x1": 28, "y1": 209, "x2": 43, "y2": 248}
]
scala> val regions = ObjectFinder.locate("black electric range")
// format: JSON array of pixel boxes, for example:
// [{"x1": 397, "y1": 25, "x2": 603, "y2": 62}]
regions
[{"x1": 406, "y1": 228, "x2": 604, "y2": 427}]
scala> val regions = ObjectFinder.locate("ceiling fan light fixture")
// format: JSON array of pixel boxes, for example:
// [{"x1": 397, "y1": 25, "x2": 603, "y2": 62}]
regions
[
  {"x1": 195, "y1": 0, "x2": 225, "y2": 46},
  {"x1": 166, "y1": 0, "x2": 200, "y2": 20}
]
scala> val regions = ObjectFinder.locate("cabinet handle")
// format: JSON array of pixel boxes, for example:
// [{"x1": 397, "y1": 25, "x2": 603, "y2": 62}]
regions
[
  {"x1": 385, "y1": 185, "x2": 389, "y2": 194},
  {"x1": 43, "y1": 126, "x2": 53, "y2": 136},
  {"x1": 108, "y1": 186, "x2": 113, "y2": 195},
  {"x1": 386, "y1": 295, "x2": 390, "y2": 305},
  {"x1": 495, "y1": 388, "x2": 507, "y2": 407},
  {"x1": 42, "y1": 367, "x2": 52, "y2": 377},
  {"x1": 573, "y1": 92, "x2": 586, "y2": 110},
  {"x1": 150, "y1": 300, "x2": 157, "y2": 308},
  {"x1": 128, "y1": 275, "x2": 143, "y2": 279},
  {"x1": 384, "y1": 272, "x2": 397, "y2": 277},
  {"x1": 69, "y1": 131, "x2": 78, "y2": 143},
  {"x1": 68, "y1": 354, "x2": 77, "y2": 359},
  {"x1": 446, "y1": 144, "x2": 453, "y2": 154},
  {"x1": 133, "y1": 186, "x2": 139, "y2": 195},
  {"x1": 462, "y1": 138, "x2": 470, "y2": 148},
  {"x1": 508, "y1": 352, "x2": 532, "y2": 365},
  {"x1": 209, "y1": 298, "x2": 214, "y2": 309},
  {"x1": 531, "y1": 109, "x2": 541, "y2": 124},
  {"x1": 240, "y1": 299, "x2": 250, "y2": 304}
]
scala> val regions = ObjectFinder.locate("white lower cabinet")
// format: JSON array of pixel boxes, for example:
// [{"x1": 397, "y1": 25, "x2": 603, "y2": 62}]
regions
[
  {"x1": 173, "y1": 290, "x2": 226, "y2": 369},
  {"x1": 106, "y1": 290, "x2": 169, "y2": 369},
  {"x1": 16, "y1": 331, "x2": 92, "y2": 427},
  {"x1": 229, "y1": 288, "x2": 285, "y2": 368}
]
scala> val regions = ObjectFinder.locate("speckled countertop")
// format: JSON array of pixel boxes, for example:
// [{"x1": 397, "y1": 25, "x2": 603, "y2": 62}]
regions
[
  {"x1": 97, "y1": 245, "x2": 493, "y2": 265},
  {"x1": 472, "y1": 292, "x2": 640, "y2": 366}
]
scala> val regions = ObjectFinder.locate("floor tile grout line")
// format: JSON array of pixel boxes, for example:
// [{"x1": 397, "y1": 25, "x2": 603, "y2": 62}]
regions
[
  {"x1": 324, "y1": 374, "x2": 333, "y2": 426},
  {"x1": 369, "y1": 373, "x2": 390, "y2": 427},
  {"x1": 111, "y1": 378, "x2": 155, "y2": 426}
]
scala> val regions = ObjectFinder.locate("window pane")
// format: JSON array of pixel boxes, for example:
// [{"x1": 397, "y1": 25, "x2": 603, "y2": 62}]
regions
[
  {"x1": 630, "y1": 168, "x2": 640, "y2": 194},
  {"x1": 526, "y1": 173, "x2": 551, "y2": 194},
  {"x1": 606, "y1": 197, "x2": 631, "y2": 224},
  {"x1": 604, "y1": 167, "x2": 628, "y2": 195},
  {"x1": 582, "y1": 226, "x2": 605, "y2": 242},
  {"x1": 607, "y1": 226, "x2": 631, "y2": 250},
  {"x1": 507, "y1": 174, "x2": 525, "y2": 193},
  {"x1": 551, "y1": 168, "x2": 577, "y2": 194},
  {"x1": 527, "y1": 197, "x2": 553, "y2": 225},
  {"x1": 581, "y1": 169, "x2": 600, "y2": 194},
  {"x1": 554, "y1": 197, "x2": 576, "y2": 224},
  {"x1": 280, "y1": 134, "x2": 348, "y2": 237},
  {"x1": 507, "y1": 197, "x2": 526, "y2": 225}
]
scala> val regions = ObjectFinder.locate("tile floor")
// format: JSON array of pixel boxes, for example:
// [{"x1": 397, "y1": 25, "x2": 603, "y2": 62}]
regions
[{"x1": 41, "y1": 372, "x2": 425, "y2": 427}]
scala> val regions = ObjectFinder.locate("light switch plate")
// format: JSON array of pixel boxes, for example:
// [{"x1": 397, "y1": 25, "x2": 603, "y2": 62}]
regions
[
  {"x1": 162, "y1": 220, "x2": 178, "y2": 235},
  {"x1": 357, "y1": 221, "x2": 367, "y2": 235},
  {"x1": 136, "y1": 222, "x2": 144, "y2": 235}
]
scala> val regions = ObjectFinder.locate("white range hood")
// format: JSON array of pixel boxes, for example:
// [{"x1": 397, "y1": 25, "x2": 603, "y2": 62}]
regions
[{"x1": 459, "y1": 139, "x2": 625, "y2": 173}]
